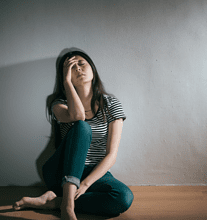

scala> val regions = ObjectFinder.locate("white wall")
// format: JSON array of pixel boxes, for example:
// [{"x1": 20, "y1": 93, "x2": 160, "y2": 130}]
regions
[{"x1": 0, "y1": 0, "x2": 207, "y2": 186}]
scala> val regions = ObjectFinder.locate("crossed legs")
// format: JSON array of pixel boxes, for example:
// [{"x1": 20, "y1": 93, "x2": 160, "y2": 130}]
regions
[
  {"x1": 13, "y1": 169, "x2": 134, "y2": 219},
  {"x1": 13, "y1": 120, "x2": 134, "y2": 219}
]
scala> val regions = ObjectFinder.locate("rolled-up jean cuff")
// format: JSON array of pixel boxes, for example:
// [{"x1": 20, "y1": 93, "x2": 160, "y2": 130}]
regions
[{"x1": 61, "y1": 176, "x2": 80, "y2": 189}]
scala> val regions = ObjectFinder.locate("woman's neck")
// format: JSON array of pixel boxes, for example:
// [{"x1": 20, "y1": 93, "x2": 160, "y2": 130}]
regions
[{"x1": 75, "y1": 84, "x2": 93, "y2": 110}]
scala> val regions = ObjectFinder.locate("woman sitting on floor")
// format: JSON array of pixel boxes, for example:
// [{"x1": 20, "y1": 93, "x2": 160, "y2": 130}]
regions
[{"x1": 13, "y1": 50, "x2": 134, "y2": 220}]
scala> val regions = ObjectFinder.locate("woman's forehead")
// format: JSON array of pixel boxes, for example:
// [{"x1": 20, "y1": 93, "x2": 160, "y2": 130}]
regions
[{"x1": 74, "y1": 55, "x2": 86, "y2": 61}]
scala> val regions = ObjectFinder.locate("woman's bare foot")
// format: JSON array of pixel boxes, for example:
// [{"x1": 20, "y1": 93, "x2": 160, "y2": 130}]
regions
[{"x1": 13, "y1": 190, "x2": 61, "y2": 210}]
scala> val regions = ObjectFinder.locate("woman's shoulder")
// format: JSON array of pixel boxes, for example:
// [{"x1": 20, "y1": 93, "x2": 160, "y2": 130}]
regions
[
  {"x1": 102, "y1": 93, "x2": 120, "y2": 107},
  {"x1": 51, "y1": 98, "x2": 67, "y2": 109},
  {"x1": 102, "y1": 93, "x2": 115, "y2": 101},
  {"x1": 102, "y1": 93, "x2": 126, "y2": 122}
]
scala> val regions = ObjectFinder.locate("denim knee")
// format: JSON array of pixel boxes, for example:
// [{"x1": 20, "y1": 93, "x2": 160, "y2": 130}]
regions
[
  {"x1": 120, "y1": 186, "x2": 134, "y2": 213},
  {"x1": 112, "y1": 185, "x2": 134, "y2": 215},
  {"x1": 71, "y1": 120, "x2": 92, "y2": 137},
  {"x1": 65, "y1": 120, "x2": 92, "y2": 143}
]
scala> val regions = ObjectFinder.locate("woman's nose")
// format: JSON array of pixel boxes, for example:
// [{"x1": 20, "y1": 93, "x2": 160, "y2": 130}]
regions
[{"x1": 74, "y1": 64, "x2": 81, "y2": 71}]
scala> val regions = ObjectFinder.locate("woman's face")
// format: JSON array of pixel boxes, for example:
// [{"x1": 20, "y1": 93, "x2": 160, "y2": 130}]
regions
[{"x1": 70, "y1": 55, "x2": 94, "y2": 88}]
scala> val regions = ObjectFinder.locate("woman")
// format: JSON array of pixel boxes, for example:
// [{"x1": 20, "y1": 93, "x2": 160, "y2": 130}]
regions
[{"x1": 13, "y1": 51, "x2": 134, "y2": 220}]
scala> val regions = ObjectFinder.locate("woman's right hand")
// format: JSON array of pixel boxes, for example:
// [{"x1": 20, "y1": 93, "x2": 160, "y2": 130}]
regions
[{"x1": 63, "y1": 56, "x2": 78, "y2": 83}]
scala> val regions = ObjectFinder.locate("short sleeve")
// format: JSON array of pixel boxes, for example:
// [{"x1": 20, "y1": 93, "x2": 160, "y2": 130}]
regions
[
  {"x1": 51, "y1": 99, "x2": 67, "y2": 123},
  {"x1": 105, "y1": 95, "x2": 126, "y2": 124}
]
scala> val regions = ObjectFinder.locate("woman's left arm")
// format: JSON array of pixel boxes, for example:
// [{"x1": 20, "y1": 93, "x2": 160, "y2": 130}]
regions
[{"x1": 74, "y1": 118, "x2": 123, "y2": 200}]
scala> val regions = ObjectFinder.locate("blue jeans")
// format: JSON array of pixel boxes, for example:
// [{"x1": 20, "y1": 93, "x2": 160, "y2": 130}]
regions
[{"x1": 42, "y1": 120, "x2": 134, "y2": 216}]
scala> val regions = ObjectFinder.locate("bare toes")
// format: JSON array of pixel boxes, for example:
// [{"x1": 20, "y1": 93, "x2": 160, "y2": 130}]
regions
[
  {"x1": 13, "y1": 199, "x2": 26, "y2": 211},
  {"x1": 13, "y1": 202, "x2": 20, "y2": 210}
]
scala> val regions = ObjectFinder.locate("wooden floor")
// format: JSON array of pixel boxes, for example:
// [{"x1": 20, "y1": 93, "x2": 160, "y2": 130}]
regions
[{"x1": 0, "y1": 186, "x2": 206, "y2": 220}]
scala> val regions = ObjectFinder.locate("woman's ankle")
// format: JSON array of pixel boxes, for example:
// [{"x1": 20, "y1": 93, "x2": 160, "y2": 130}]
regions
[
  {"x1": 61, "y1": 199, "x2": 75, "y2": 210},
  {"x1": 61, "y1": 206, "x2": 77, "y2": 220}
]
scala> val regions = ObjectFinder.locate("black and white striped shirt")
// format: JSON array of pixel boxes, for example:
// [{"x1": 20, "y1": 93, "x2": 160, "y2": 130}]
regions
[{"x1": 51, "y1": 94, "x2": 126, "y2": 165}]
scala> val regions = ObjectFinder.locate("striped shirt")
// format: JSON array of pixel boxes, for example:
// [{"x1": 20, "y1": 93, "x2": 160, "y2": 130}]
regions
[{"x1": 51, "y1": 94, "x2": 126, "y2": 165}]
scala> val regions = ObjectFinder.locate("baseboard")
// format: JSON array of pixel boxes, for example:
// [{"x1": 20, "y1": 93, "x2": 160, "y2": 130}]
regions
[{"x1": 128, "y1": 183, "x2": 207, "y2": 186}]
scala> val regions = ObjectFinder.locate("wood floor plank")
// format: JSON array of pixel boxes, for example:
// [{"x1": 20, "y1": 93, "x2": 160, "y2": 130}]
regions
[{"x1": 0, "y1": 186, "x2": 206, "y2": 220}]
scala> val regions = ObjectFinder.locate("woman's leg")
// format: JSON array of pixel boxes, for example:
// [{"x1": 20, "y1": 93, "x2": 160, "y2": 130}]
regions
[
  {"x1": 41, "y1": 120, "x2": 92, "y2": 219},
  {"x1": 14, "y1": 120, "x2": 92, "y2": 215},
  {"x1": 74, "y1": 166, "x2": 134, "y2": 217},
  {"x1": 61, "y1": 182, "x2": 78, "y2": 220},
  {"x1": 42, "y1": 120, "x2": 92, "y2": 195}
]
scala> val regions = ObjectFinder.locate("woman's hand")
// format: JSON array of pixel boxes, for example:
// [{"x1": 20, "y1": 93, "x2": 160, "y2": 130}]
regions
[
  {"x1": 63, "y1": 56, "x2": 78, "y2": 83},
  {"x1": 74, "y1": 182, "x2": 89, "y2": 200}
]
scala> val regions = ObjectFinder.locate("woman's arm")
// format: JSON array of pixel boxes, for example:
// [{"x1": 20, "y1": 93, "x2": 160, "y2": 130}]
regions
[
  {"x1": 75, "y1": 119, "x2": 123, "y2": 199},
  {"x1": 53, "y1": 57, "x2": 85, "y2": 123},
  {"x1": 64, "y1": 80, "x2": 85, "y2": 121}
]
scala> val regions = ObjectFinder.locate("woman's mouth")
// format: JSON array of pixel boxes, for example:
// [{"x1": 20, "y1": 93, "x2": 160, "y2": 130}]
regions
[{"x1": 77, "y1": 73, "x2": 85, "y2": 78}]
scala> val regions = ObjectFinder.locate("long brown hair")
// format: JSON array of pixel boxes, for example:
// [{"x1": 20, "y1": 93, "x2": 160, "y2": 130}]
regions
[{"x1": 46, "y1": 50, "x2": 115, "y2": 148}]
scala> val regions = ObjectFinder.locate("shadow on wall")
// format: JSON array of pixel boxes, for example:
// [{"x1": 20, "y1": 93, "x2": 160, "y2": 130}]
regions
[
  {"x1": 0, "y1": 47, "x2": 83, "y2": 186},
  {"x1": 0, "y1": 47, "x2": 93, "y2": 187},
  {"x1": 0, "y1": 57, "x2": 56, "y2": 187}
]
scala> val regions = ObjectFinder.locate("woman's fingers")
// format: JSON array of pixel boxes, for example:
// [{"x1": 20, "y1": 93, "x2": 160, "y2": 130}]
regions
[
  {"x1": 64, "y1": 58, "x2": 78, "y2": 69},
  {"x1": 68, "y1": 56, "x2": 76, "y2": 61},
  {"x1": 63, "y1": 57, "x2": 77, "y2": 72},
  {"x1": 64, "y1": 57, "x2": 76, "y2": 65},
  {"x1": 63, "y1": 56, "x2": 79, "y2": 82}
]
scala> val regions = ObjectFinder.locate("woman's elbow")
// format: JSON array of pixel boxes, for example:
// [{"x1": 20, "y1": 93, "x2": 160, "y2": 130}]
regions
[{"x1": 74, "y1": 113, "x2": 85, "y2": 121}]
